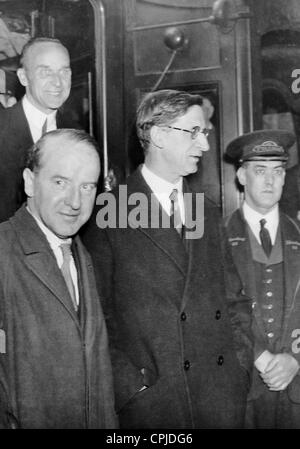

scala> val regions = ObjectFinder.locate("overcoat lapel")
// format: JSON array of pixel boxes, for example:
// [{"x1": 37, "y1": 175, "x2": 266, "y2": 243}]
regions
[
  {"x1": 10, "y1": 206, "x2": 80, "y2": 323},
  {"x1": 72, "y1": 237, "x2": 97, "y2": 341},
  {"x1": 126, "y1": 168, "x2": 188, "y2": 276},
  {"x1": 10, "y1": 102, "x2": 34, "y2": 151}
]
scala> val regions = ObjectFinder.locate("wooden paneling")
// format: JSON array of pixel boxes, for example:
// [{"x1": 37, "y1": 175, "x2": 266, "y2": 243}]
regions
[{"x1": 121, "y1": 0, "x2": 252, "y2": 215}]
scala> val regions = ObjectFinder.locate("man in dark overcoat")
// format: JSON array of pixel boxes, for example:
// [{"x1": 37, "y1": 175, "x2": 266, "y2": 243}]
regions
[
  {"x1": 223, "y1": 129, "x2": 300, "y2": 428},
  {"x1": 0, "y1": 37, "x2": 79, "y2": 223},
  {"x1": 84, "y1": 89, "x2": 253, "y2": 429},
  {"x1": 279, "y1": 163, "x2": 300, "y2": 221},
  {"x1": 0, "y1": 129, "x2": 117, "y2": 428}
]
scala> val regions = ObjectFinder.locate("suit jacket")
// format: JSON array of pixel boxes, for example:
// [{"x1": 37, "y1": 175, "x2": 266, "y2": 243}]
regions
[
  {"x1": 0, "y1": 101, "x2": 80, "y2": 223},
  {"x1": 223, "y1": 208, "x2": 300, "y2": 402},
  {"x1": 0, "y1": 205, "x2": 117, "y2": 428},
  {"x1": 83, "y1": 168, "x2": 253, "y2": 429}
]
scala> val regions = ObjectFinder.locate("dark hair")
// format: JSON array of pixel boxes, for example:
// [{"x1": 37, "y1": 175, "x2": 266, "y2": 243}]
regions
[
  {"x1": 20, "y1": 37, "x2": 69, "y2": 69},
  {"x1": 136, "y1": 89, "x2": 203, "y2": 152},
  {"x1": 26, "y1": 129, "x2": 100, "y2": 172}
]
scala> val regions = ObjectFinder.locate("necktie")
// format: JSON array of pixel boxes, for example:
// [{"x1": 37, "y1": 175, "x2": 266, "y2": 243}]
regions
[
  {"x1": 169, "y1": 188, "x2": 183, "y2": 237},
  {"x1": 259, "y1": 218, "x2": 272, "y2": 257},
  {"x1": 60, "y1": 243, "x2": 78, "y2": 311},
  {"x1": 41, "y1": 117, "x2": 48, "y2": 136}
]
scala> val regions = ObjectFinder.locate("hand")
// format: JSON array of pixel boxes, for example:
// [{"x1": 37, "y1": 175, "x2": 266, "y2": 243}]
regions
[{"x1": 260, "y1": 353, "x2": 299, "y2": 391}]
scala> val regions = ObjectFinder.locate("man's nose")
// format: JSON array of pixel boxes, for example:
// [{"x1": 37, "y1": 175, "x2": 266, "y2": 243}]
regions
[
  {"x1": 196, "y1": 133, "x2": 210, "y2": 151},
  {"x1": 265, "y1": 172, "x2": 274, "y2": 185},
  {"x1": 65, "y1": 187, "x2": 81, "y2": 209},
  {"x1": 50, "y1": 72, "x2": 63, "y2": 87}
]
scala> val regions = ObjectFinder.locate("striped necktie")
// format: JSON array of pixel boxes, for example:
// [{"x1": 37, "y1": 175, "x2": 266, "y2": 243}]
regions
[
  {"x1": 169, "y1": 188, "x2": 183, "y2": 237},
  {"x1": 41, "y1": 117, "x2": 48, "y2": 136},
  {"x1": 60, "y1": 243, "x2": 78, "y2": 311}
]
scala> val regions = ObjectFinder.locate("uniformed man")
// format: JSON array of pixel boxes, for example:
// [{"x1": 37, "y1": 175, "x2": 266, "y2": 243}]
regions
[{"x1": 223, "y1": 129, "x2": 300, "y2": 428}]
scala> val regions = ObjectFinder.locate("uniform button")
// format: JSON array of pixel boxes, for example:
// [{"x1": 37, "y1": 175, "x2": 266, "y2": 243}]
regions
[
  {"x1": 267, "y1": 332, "x2": 274, "y2": 338},
  {"x1": 266, "y1": 268, "x2": 272, "y2": 273},
  {"x1": 184, "y1": 360, "x2": 190, "y2": 370},
  {"x1": 263, "y1": 304, "x2": 273, "y2": 309},
  {"x1": 266, "y1": 291, "x2": 273, "y2": 297},
  {"x1": 252, "y1": 301, "x2": 257, "y2": 309},
  {"x1": 217, "y1": 355, "x2": 224, "y2": 366},
  {"x1": 263, "y1": 279, "x2": 272, "y2": 284},
  {"x1": 267, "y1": 318, "x2": 274, "y2": 323},
  {"x1": 215, "y1": 310, "x2": 221, "y2": 320},
  {"x1": 181, "y1": 312, "x2": 186, "y2": 321}
]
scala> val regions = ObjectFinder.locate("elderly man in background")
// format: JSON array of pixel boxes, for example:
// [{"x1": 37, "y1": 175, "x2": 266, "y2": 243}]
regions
[{"x1": 0, "y1": 37, "x2": 77, "y2": 223}]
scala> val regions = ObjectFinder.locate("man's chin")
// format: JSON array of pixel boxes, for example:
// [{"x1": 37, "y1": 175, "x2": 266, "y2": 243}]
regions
[{"x1": 54, "y1": 224, "x2": 81, "y2": 240}]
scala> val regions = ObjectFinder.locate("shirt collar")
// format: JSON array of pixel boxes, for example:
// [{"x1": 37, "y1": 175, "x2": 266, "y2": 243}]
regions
[
  {"x1": 242, "y1": 201, "x2": 279, "y2": 244},
  {"x1": 141, "y1": 163, "x2": 183, "y2": 197},
  {"x1": 243, "y1": 202, "x2": 279, "y2": 225},
  {"x1": 22, "y1": 95, "x2": 57, "y2": 129}
]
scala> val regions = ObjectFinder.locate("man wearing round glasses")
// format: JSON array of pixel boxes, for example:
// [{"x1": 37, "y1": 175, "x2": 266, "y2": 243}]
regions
[
  {"x1": 138, "y1": 97, "x2": 210, "y2": 182},
  {"x1": 84, "y1": 89, "x2": 252, "y2": 429}
]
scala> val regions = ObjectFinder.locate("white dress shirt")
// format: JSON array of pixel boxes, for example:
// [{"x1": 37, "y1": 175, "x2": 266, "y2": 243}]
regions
[
  {"x1": 27, "y1": 207, "x2": 79, "y2": 305},
  {"x1": 242, "y1": 202, "x2": 279, "y2": 245},
  {"x1": 141, "y1": 164, "x2": 185, "y2": 224},
  {"x1": 22, "y1": 96, "x2": 57, "y2": 143}
]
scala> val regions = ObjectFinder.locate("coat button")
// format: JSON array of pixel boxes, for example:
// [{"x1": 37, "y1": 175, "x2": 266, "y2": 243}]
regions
[
  {"x1": 215, "y1": 310, "x2": 221, "y2": 320},
  {"x1": 181, "y1": 312, "x2": 186, "y2": 321},
  {"x1": 184, "y1": 360, "x2": 190, "y2": 370},
  {"x1": 264, "y1": 279, "x2": 272, "y2": 284},
  {"x1": 217, "y1": 355, "x2": 224, "y2": 366}
]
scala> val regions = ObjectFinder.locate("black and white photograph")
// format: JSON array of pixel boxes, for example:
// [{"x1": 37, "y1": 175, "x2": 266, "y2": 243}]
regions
[{"x1": 0, "y1": 0, "x2": 300, "y2": 438}]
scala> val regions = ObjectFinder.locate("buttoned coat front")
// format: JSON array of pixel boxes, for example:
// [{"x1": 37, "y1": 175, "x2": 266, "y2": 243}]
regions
[
  {"x1": 223, "y1": 208, "x2": 300, "y2": 404},
  {"x1": 0, "y1": 206, "x2": 117, "y2": 429},
  {"x1": 84, "y1": 168, "x2": 252, "y2": 429}
]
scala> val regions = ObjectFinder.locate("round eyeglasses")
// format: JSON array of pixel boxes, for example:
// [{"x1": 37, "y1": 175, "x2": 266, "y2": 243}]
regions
[{"x1": 166, "y1": 125, "x2": 209, "y2": 139}]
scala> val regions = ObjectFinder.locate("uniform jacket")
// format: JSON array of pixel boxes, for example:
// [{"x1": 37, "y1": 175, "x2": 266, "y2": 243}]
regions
[
  {"x1": 0, "y1": 206, "x2": 117, "y2": 429},
  {"x1": 0, "y1": 101, "x2": 80, "y2": 223},
  {"x1": 223, "y1": 208, "x2": 300, "y2": 402},
  {"x1": 84, "y1": 168, "x2": 253, "y2": 429}
]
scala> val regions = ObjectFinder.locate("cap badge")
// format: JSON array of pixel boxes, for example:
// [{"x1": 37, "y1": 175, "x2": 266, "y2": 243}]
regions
[{"x1": 252, "y1": 141, "x2": 284, "y2": 153}]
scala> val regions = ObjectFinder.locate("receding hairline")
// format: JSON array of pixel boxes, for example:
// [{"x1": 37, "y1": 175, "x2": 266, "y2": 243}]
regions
[
  {"x1": 40, "y1": 134, "x2": 99, "y2": 160},
  {"x1": 27, "y1": 129, "x2": 101, "y2": 173},
  {"x1": 21, "y1": 40, "x2": 70, "y2": 68}
]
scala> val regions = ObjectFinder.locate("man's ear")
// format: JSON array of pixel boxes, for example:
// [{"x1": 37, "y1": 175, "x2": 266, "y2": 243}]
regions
[
  {"x1": 237, "y1": 166, "x2": 246, "y2": 187},
  {"x1": 17, "y1": 68, "x2": 29, "y2": 87},
  {"x1": 150, "y1": 125, "x2": 163, "y2": 149},
  {"x1": 282, "y1": 169, "x2": 286, "y2": 185},
  {"x1": 23, "y1": 168, "x2": 35, "y2": 198}
]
